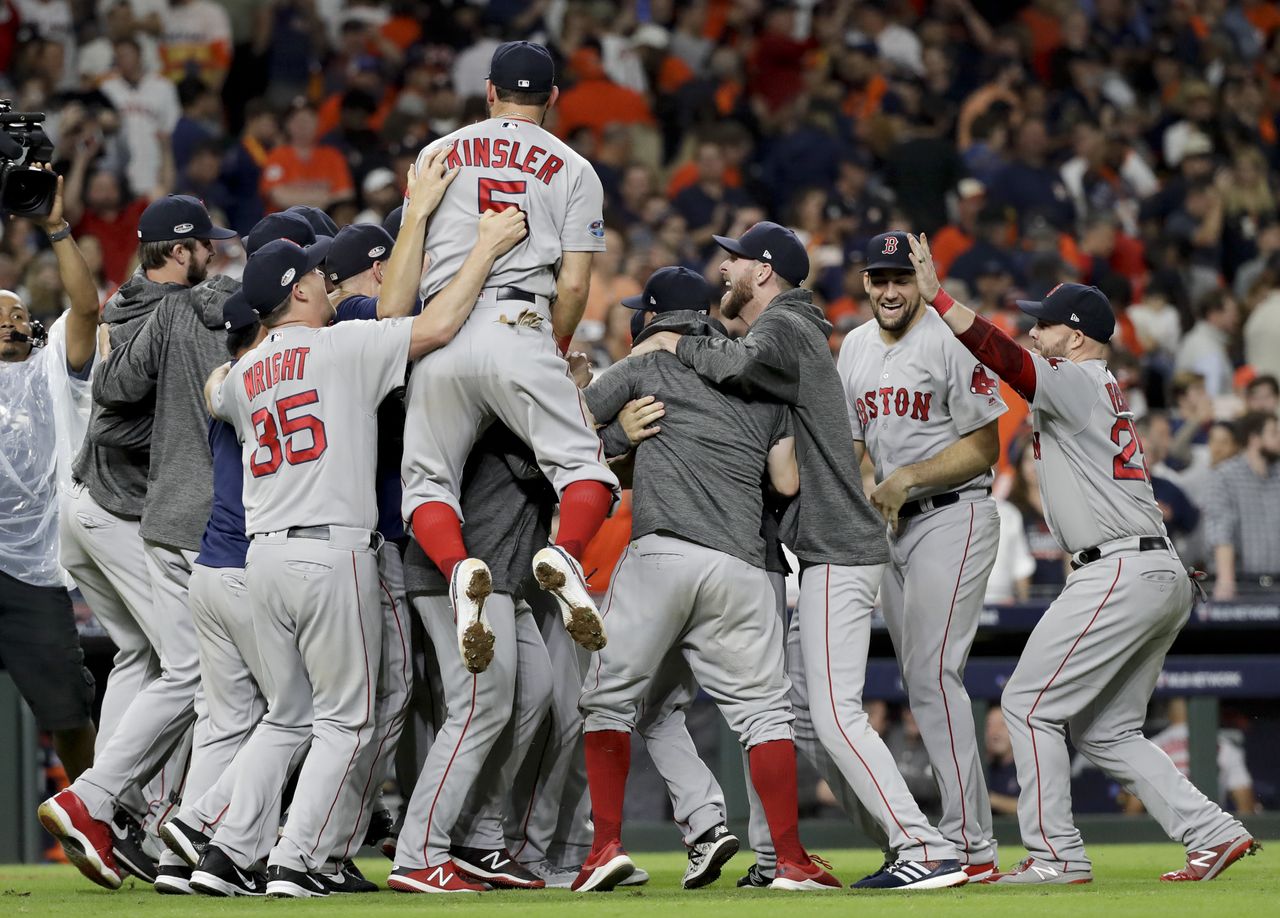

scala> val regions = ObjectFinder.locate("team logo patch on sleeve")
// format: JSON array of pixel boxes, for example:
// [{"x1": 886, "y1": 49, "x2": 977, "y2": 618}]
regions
[
  {"x1": 588, "y1": 220, "x2": 605, "y2": 238},
  {"x1": 970, "y1": 364, "x2": 998, "y2": 396}
]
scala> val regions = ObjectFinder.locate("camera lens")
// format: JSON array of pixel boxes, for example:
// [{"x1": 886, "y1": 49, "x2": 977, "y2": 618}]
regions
[{"x1": 0, "y1": 166, "x2": 57, "y2": 217}]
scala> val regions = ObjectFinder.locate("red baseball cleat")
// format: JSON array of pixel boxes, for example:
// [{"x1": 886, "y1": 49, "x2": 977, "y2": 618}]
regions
[
  {"x1": 387, "y1": 861, "x2": 486, "y2": 893},
  {"x1": 962, "y1": 861, "x2": 997, "y2": 883},
  {"x1": 1161, "y1": 836, "x2": 1260, "y2": 882},
  {"x1": 770, "y1": 854, "x2": 842, "y2": 891},
  {"x1": 571, "y1": 839, "x2": 635, "y2": 892},
  {"x1": 37, "y1": 789, "x2": 122, "y2": 890}
]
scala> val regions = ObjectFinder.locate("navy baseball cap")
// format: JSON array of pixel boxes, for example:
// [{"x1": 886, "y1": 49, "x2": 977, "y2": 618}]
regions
[
  {"x1": 1016, "y1": 282, "x2": 1116, "y2": 343},
  {"x1": 327, "y1": 223, "x2": 395, "y2": 284},
  {"x1": 622, "y1": 266, "x2": 714, "y2": 313},
  {"x1": 489, "y1": 41, "x2": 556, "y2": 93},
  {"x1": 137, "y1": 195, "x2": 237, "y2": 243},
  {"x1": 712, "y1": 221, "x2": 809, "y2": 286},
  {"x1": 238, "y1": 237, "x2": 334, "y2": 315},
  {"x1": 286, "y1": 205, "x2": 339, "y2": 238},
  {"x1": 245, "y1": 212, "x2": 315, "y2": 255},
  {"x1": 382, "y1": 205, "x2": 404, "y2": 237},
  {"x1": 864, "y1": 231, "x2": 913, "y2": 272},
  {"x1": 221, "y1": 290, "x2": 260, "y2": 332}
]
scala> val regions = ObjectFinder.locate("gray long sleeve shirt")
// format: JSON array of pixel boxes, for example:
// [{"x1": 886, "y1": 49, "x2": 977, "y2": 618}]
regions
[
  {"x1": 673, "y1": 289, "x2": 889, "y2": 568},
  {"x1": 91, "y1": 274, "x2": 239, "y2": 550},
  {"x1": 584, "y1": 311, "x2": 791, "y2": 569},
  {"x1": 72, "y1": 271, "x2": 186, "y2": 518}
]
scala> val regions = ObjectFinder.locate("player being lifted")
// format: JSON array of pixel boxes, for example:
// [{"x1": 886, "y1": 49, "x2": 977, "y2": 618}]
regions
[
  {"x1": 401, "y1": 41, "x2": 619, "y2": 675},
  {"x1": 906, "y1": 232, "x2": 1258, "y2": 885}
]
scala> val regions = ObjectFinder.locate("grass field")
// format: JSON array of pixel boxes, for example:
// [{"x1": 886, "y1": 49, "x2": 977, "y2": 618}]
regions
[{"x1": 0, "y1": 844, "x2": 1272, "y2": 917}]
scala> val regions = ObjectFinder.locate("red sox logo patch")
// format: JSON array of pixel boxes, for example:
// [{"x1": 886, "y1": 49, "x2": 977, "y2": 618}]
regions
[
  {"x1": 970, "y1": 364, "x2": 998, "y2": 396},
  {"x1": 882, "y1": 236, "x2": 899, "y2": 255}
]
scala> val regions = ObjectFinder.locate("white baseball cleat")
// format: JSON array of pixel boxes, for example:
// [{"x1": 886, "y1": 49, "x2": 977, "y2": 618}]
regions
[
  {"x1": 532, "y1": 545, "x2": 607, "y2": 651},
  {"x1": 450, "y1": 558, "x2": 494, "y2": 673}
]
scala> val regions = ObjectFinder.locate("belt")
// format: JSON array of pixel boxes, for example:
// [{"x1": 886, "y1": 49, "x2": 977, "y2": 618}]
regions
[
  {"x1": 493, "y1": 286, "x2": 535, "y2": 303},
  {"x1": 1071, "y1": 535, "x2": 1172, "y2": 570},
  {"x1": 899, "y1": 487, "x2": 990, "y2": 521},
  {"x1": 284, "y1": 526, "x2": 380, "y2": 550}
]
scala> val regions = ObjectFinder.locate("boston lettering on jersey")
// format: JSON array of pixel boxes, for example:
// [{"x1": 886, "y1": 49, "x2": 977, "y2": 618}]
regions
[
  {"x1": 445, "y1": 137, "x2": 565, "y2": 185},
  {"x1": 854, "y1": 387, "x2": 933, "y2": 427},
  {"x1": 242, "y1": 346, "x2": 310, "y2": 400}
]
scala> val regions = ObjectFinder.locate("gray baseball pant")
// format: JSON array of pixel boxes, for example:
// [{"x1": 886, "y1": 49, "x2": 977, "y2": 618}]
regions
[
  {"x1": 882, "y1": 498, "x2": 1000, "y2": 864},
  {"x1": 1002, "y1": 550, "x2": 1245, "y2": 868},
  {"x1": 208, "y1": 528, "x2": 383, "y2": 873}
]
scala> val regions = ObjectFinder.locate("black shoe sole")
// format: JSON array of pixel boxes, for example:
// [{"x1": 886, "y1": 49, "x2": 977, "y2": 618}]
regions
[{"x1": 684, "y1": 835, "x2": 740, "y2": 890}]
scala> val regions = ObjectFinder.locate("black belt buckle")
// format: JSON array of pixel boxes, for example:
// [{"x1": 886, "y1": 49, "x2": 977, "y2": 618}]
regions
[
  {"x1": 899, "y1": 489, "x2": 964, "y2": 521},
  {"x1": 1073, "y1": 535, "x2": 1168, "y2": 570},
  {"x1": 495, "y1": 287, "x2": 535, "y2": 304}
]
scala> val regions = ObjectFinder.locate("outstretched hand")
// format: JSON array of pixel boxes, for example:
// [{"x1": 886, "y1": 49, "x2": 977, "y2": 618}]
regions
[
  {"x1": 907, "y1": 233, "x2": 941, "y2": 304},
  {"x1": 404, "y1": 144, "x2": 459, "y2": 217},
  {"x1": 619, "y1": 395, "x2": 665, "y2": 445},
  {"x1": 40, "y1": 165, "x2": 65, "y2": 233}
]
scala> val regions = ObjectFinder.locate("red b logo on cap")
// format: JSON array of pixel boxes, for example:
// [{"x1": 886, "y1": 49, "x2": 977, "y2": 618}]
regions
[{"x1": 882, "y1": 236, "x2": 899, "y2": 255}]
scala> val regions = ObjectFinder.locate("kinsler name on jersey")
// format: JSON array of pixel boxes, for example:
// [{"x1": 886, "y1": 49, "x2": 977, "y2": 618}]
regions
[
  {"x1": 242, "y1": 345, "x2": 311, "y2": 400},
  {"x1": 444, "y1": 134, "x2": 565, "y2": 185}
]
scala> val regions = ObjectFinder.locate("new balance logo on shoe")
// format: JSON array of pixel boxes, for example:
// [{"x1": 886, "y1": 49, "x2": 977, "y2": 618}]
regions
[
  {"x1": 1188, "y1": 850, "x2": 1215, "y2": 870},
  {"x1": 427, "y1": 866, "x2": 454, "y2": 887},
  {"x1": 1029, "y1": 863, "x2": 1059, "y2": 880},
  {"x1": 480, "y1": 851, "x2": 509, "y2": 870}
]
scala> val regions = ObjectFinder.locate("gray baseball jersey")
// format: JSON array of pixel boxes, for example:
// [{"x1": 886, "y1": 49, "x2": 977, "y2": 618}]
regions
[
  {"x1": 837, "y1": 308, "x2": 1005, "y2": 864},
  {"x1": 838, "y1": 308, "x2": 1005, "y2": 498},
  {"x1": 1026, "y1": 355, "x2": 1166, "y2": 553},
  {"x1": 213, "y1": 319, "x2": 412, "y2": 534},
  {"x1": 415, "y1": 117, "x2": 605, "y2": 301}
]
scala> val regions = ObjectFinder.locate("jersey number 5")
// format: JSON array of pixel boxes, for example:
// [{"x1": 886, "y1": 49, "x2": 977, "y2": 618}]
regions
[
  {"x1": 479, "y1": 177, "x2": 526, "y2": 214},
  {"x1": 1109, "y1": 417, "x2": 1149, "y2": 482},
  {"x1": 250, "y1": 390, "x2": 328, "y2": 478}
]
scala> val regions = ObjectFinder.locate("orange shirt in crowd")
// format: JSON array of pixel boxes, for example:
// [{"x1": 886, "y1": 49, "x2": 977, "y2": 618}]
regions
[
  {"x1": 583, "y1": 274, "x2": 643, "y2": 325},
  {"x1": 842, "y1": 74, "x2": 888, "y2": 121},
  {"x1": 665, "y1": 162, "x2": 742, "y2": 199},
  {"x1": 259, "y1": 144, "x2": 354, "y2": 212},
  {"x1": 555, "y1": 79, "x2": 654, "y2": 141},
  {"x1": 315, "y1": 87, "x2": 398, "y2": 138},
  {"x1": 930, "y1": 224, "x2": 975, "y2": 279}
]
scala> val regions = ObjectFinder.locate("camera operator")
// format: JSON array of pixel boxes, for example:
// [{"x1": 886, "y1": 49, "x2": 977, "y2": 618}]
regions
[{"x1": 0, "y1": 168, "x2": 102, "y2": 780}]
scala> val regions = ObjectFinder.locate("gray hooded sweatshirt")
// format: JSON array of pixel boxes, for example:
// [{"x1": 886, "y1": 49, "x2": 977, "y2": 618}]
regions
[
  {"x1": 72, "y1": 271, "x2": 186, "y2": 518},
  {"x1": 91, "y1": 274, "x2": 239, "y2": 550},
  {"x1": 673, "y1": 288, "x2": 889, "y2": 567}
]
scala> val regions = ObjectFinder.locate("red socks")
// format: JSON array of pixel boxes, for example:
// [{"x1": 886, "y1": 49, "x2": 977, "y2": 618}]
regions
[
  {"x1": 555, "y1": 480, "x2": 612, "y2": 561},
  {"x1": 410, "y1": 502, "x2": 467, "y2": 579},
  {"x1": 749, "y1": 739, "x2": 807, "y2": 863},
  {"x1": 584, "y1": 730, "x2": 630, "y2": 856}
]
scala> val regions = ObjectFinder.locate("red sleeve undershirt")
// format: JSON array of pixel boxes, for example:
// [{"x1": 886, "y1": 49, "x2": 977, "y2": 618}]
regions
[{"x1": 955, "y1": 312, "x2": 1038, "y2": 401}]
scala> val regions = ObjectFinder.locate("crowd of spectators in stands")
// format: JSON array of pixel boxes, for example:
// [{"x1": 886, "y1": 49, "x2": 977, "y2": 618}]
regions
[{"x1": 3, "y1": 0, "x2": 1280, "y2": 597}]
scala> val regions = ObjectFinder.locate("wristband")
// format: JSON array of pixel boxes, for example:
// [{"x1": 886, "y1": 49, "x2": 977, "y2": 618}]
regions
[
  {"x1": 48, "y1": 222, "x2": 72, "y2": 243},
  {"x1": 931, "y1": 288, "x2": 955, "y2": 315}
]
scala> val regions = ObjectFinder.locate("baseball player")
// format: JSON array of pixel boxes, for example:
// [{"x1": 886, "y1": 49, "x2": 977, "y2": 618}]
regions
[
  {"x1": 187, "y1": 209, "x2": 524, "y2": 898},
  {"x1": 42, "y1": 195, "x2": 238, "y2": 890},
  {"x1": 836, "y1": 230, "x2": 1006, "y2": 881},
  {"x1": 576, "y1": 288, "x2": 842, "y2": 893},
  {"x1": 401, "y1": 40, "x2": 619, "y2": 672},
  {"x1": 908, "y1": 232, "x2": 1259, "y2": 884},
  {"x1": 634, "y1": 222, "x2": 964, "y2": 890}
]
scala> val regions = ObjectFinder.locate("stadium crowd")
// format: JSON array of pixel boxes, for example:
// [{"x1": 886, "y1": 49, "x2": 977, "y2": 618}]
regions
[{"x1": 2, "y1": 0, "x2": 1278, "y2": 864}]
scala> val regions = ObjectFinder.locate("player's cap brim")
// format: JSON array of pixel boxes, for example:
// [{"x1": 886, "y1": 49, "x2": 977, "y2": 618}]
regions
[
  {"x1": 863, "y1": 259, "x2": 914, "y2": 272},
  {"x1": 711, "y1": 234, "x2": 752, "y2": 259},
  {"x1": 302, "y1": 235, "x2": 334, "y2": 272},
  {"x1": 620, "y1": 293, "x2": 646, "y2": 310},
  {"x1": 222, "y1": 290, "x2": 258, "y2": 331},
  {"x1": 1015, "y1": 298, "x2": 1054, "y2": 321},
  {"x1": 202, "y1": 224, "x2": 239, "y2": 241}
]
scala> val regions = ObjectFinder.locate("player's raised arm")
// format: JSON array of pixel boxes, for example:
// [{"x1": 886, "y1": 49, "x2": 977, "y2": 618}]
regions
[
  {"x1": 552, "y1": 250, "x2": 593, "y2": 348},
  {"x1": 42, "y1": 169, "x2": 100, "y2": 372},
  {"x1": 407, "y1": 207, "x2": 527, "y2": 360},
  {"x1": 908, "y1": 232, "x2": 1038, "y2": 401},
  {"x1": 379, "y1": 148, "x2": 458, "y2": 319}
]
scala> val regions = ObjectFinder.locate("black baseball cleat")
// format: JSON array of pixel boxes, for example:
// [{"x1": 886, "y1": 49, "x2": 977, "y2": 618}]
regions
[
  {"x1": 451, "y1": 845, "x2": 545, "y2": 888},
  {"x1": 190, "y1": 845, "x2": 266, "y2": 897},
  {"x1": 319, "y1": 859, "x2": 379, "y2": 893},
  {"x1": 364, "y1": 807, "x2": 397, "y2": 860},
  {"x1": 110, "y1": 809, "x2": 158, "y2": 883},
  {"x1": 683, "y1": 824, "x2": 740, "y2": 889},
  {"x1": 266, "y1": 863, "x2": 330, "y2": 897},
  {"x1": 736, "y1": 863, "x2": 774, "y2": 887},
  {"x1": 153, "y1": 863, "x2": 193, "y2": 895},
  {"x1": 158, "y1": 816, "x2": 210, "y2": 867}
]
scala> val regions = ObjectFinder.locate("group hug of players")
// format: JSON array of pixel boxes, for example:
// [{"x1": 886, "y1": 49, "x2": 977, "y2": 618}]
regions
[{"x1": 36, "y1": 40, "x2": 1257, "y2": 898}]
